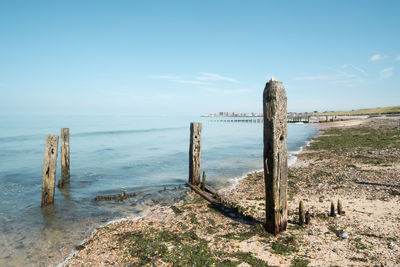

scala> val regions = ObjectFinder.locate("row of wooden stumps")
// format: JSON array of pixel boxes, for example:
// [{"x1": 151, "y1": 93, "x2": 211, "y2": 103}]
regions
[
  {"x1": 298, "y1": 199, "x2": 345, "y2": 225},
  {"x1": 187, "y1": 78, "x2": 289, "y2": 235},
  {"x1": 41, "y1": 128, "x2": 70, "y2": 207}
]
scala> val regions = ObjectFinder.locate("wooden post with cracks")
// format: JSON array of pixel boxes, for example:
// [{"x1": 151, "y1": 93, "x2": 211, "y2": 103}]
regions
[
  {"x1": 41, "y1": 135, "x2": 59, "y2": 206},
  {"x1": 263, "y1": 78, "x2": 288, "y2": 235},
  {"x1": 189, "y1": 122, "x2": 202, "y2": 186},
  {"x1": 58, "y1": 128, "x2": 70, "y2": 188}
]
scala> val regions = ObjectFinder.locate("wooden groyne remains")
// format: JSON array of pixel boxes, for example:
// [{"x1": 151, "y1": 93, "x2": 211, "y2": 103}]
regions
[{"x1": 38, "y1": 78, "x2": 347, "y2": 236}]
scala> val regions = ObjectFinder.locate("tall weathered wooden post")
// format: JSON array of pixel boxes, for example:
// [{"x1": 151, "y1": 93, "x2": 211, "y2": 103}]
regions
[
  {"x1": 41, "y1": 135, "x2": 59, "y2": 206},
  {"x1": 189, "y1": 122, "x2": 202, "y2": 186},
  {"x1": 263, "y1": 78, "x2": 288, "y2": 235},
  {"x1": 58, "y1": 128, "x2": 70, "y2": 188}
]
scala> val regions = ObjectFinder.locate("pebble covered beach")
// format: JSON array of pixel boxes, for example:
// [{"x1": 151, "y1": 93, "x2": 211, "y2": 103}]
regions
[{"x1": 64, "y1": 116, "x2": 400, "y2": 266}]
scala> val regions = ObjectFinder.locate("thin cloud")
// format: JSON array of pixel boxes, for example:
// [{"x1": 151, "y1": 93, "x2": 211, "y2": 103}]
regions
[
  {"x1": 294, "y1": 75, "x2": 338, "y2": 81},
  {"x1": 396, "y1": 55, "x2": 400, "y2": 61},
  {"x1": 149, "y1": 75, "x2": 182, "y2": 80},
  {"x1": 380, "y1": 67, "x2": 393, "y2": 79},
  {"x1": 294, "y1": 67, "x2": 364, "y2": 86},
  {"x1": 196, "y1": 72, "x2": 239, "y2": 83},
  {"x1": 350, "y1": 65, "x2": 367, "y2": 76},
  {"x1": 149, "y1": 75, "x2": 210, "y2": 85},
  {"x1": 369, "y1": 54, "x2": 383, "y2": 61},
  {"x1": 202, "y1": 87, "x2": 248, "y2": 95}
]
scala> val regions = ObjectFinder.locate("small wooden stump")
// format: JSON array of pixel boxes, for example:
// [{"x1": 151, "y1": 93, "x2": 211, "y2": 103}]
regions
[
  {"x1": 201, "y1": 171, "x2": 206, "y2": 191},
  {"x1": 263, "y1": 78, "x2": 288, "y2": 235},
  {"x1": 299, "y1": 201, "x2": 305, "y2": 225},
  {"x1": 58, "y1": 128, "x2": 70, "y2": 188},
  {"x1": 189, "y1": 122, "x2": 202, "y2": 186},
  {"x1": 41, "y1": 135, "x2": 59, "y2": 207},
  {"x1": 305, "y1": 210, "x2": 311, "y2": 224},
  {"x1": 329, "y1": 201, "x2": 336, "y2": 217},
  {"x1": 337, "y1": 199, "x2": 343, "y2": 215}
]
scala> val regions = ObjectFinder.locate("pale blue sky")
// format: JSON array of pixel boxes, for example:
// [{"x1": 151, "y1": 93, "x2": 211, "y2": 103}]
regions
[{"x1": 0, "y1": 0, "x2": 399, "y2": 115}]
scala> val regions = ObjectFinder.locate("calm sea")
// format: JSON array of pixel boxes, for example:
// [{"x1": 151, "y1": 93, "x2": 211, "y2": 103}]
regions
[{"x1": 0, "y1": 114, "x2": 318, "y2": 266}]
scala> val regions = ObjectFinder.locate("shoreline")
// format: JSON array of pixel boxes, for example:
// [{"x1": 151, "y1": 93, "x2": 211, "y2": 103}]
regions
[
  {"x1": 59, "y1": 121, "x2": 330, "y2": 266},
  {"x1": 63, "y1": 116, "x2": 399, "y2": 266},
  {"x1": 59, "y1": 125, "x2": 318, "y2": 266}
]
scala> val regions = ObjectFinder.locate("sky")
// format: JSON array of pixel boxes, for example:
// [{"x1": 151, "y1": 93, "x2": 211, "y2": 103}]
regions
[{"x1": 0, "y1": 0, "x2": 399, "y2": 116}]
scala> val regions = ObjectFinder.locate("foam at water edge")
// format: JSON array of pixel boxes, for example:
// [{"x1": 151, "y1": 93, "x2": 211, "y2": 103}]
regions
[
  {"x1": 288, "y1": 139, "x2": 314, "y2": 166},
  {"x1": 222, "y1": 168, "x2": 264, "y2": 192},
  {"x1": 225, "y1": 138, "x2": 315, "y2": 192}
]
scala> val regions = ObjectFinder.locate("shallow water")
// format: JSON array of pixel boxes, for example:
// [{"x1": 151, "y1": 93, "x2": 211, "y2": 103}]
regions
[{"x1": 0, "y1": 114, "x2": 318, "y2": 266}]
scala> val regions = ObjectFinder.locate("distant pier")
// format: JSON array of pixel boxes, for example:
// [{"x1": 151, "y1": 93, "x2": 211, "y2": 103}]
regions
[
  {"x1": 209, "y1": 115, "x2": 366, "y2": 123},
  {"x1": 209, "y1": 115, "x2": 310, "y2": 123}
]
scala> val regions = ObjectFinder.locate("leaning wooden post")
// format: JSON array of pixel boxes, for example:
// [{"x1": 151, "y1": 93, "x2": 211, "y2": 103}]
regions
[
  {"x1": 263, "y1": 78, "x2": 288, "y2": 235},
  {"x1": 57, "y1": 128, "x2": 70, "y2": 188},
  {"x1": 41, "y1": 135, "x2": 59, "y2": 206},
  {"x1": 189, "y1": 122, "x2": 202, "y2": 186}
]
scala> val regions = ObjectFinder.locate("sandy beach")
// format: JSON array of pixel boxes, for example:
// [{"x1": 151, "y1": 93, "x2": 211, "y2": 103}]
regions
[{"x1": 63, "y1": 116, "x2": 400, "y2": 266}]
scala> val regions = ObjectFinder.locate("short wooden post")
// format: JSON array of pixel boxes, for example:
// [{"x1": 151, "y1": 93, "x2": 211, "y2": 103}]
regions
[
  {"x1": 57, "y1": 128, "x2": 70, "y2": 188},
  {"x1": 41, "y1": 135, "x2": 59, "y2": 207},
  {"x1": 299, "y1": 201, "x2": 305, "y2": 225},
  {"x1": 329, "y1": 201, "x2": 336, "y2": 217},
  {"x1": 337, "y1": 199, "x2": 343, "y2": 215},
  {"x1": 201, "y1": 171, "x2": 206, "y2": 191},
  {"x1": 189, "y1": 122, "x2": 202, "y2": 186},
  {"x1": 263, "y1": 78, "x2": 288, "y2": 235},
  {"x1": 305, "y1": 210, "x2": 311, "y2": 224}
]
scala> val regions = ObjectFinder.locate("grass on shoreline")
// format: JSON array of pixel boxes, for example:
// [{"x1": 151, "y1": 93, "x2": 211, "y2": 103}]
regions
[
  {"x1": 315, "y1": 105, "x2": 400, "y2": 116},
  {"x1": 308, "y1": 126, "x2": 400, "y2": 165}
]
